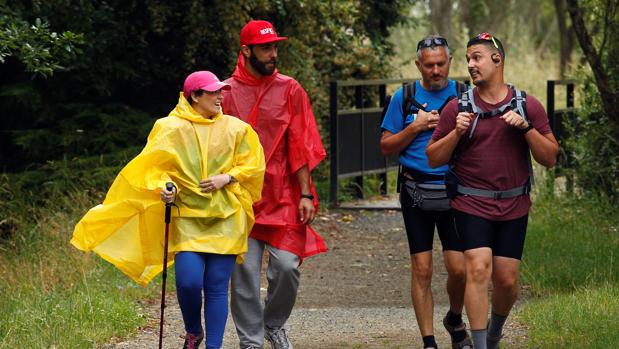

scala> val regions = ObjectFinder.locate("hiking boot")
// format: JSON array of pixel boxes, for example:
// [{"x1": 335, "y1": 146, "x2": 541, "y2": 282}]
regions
[
  {"x1": 443, "y1": 314, "x2": 473, "y2": 349},
  {"x1": 264, "y1": 326, "x2": 293, "y2": 349},
  {"x1": 182, "y1": 331, "x2": 204, "y2": 349}
]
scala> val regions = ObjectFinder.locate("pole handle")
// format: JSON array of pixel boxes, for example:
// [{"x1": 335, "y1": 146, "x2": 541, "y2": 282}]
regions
[{"x1": 164, "y1": 182, "x2": 175, "y2": 224}]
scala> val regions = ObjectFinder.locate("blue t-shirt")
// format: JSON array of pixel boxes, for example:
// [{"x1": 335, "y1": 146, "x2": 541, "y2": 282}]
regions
[{"x1": 380, "y1": 80, "x2": 457, "y2": 176}]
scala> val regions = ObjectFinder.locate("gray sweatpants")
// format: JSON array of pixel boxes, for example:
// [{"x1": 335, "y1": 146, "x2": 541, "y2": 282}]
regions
[{"x1": 231, "y1": 237, "x2": 301, "y2": 347}]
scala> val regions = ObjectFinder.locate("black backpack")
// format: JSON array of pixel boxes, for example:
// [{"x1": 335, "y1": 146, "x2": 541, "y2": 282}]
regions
[
  {"x1": 380, "y1": 80, "x2": 469, "y2": 125},
  {"x1": 445, "y1": 85, "x2": 535, "y2": 200},
  {"x1": 380, "y1": 80, "x2": 469, "y2": 192}
]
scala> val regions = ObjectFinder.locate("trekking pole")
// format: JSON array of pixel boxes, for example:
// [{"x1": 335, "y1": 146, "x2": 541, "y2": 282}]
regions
[{"x1": 159, "y1": 182, "x2": 175, "y2": 349}]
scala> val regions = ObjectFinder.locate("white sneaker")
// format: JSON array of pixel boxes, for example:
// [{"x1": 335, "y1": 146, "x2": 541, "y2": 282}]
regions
[{"x1": 264, "y1": 326, "x2": 293, "y2": 349}]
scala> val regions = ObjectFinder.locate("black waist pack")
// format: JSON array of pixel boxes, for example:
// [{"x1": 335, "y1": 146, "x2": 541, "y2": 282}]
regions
[{"x1": 404, "y1": 180, "x2": 451, "y2": 211}]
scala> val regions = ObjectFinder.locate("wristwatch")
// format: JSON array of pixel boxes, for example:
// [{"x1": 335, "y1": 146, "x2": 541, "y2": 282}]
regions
[
  {"x1": 300, "y1": 193, "x2": 314, "y2": 200},
  {"x1": 522, "y1": 123, "x2": 534, "y2": 134}
]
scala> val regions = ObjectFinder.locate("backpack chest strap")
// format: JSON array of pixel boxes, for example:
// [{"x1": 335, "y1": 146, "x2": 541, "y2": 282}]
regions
[{"x1": 465, "y1": 87, "x2": 527, "y2": 139}]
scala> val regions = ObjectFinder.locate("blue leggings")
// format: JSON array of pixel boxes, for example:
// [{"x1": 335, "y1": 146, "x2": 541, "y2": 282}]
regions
[{"x1": 175, "y1": 251, "x2": 236, "y2": 349}]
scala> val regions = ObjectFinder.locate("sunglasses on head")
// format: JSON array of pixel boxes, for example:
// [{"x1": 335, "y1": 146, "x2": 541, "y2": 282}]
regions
[
  {"x1": 476, "y1": 32, "x2": 499, "y2": 50},
  {"x1": 416, "y1": 37, "x2": 449, "y2": 51}
]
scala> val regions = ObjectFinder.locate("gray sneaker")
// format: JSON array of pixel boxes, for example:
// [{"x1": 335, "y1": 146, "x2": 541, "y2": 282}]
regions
[
  {"x1": 264, "y1": 326, "x2": 293, "y2": 349},
  {"x1": 241, "y1": 346, "x2": 262, "y2": 349}
]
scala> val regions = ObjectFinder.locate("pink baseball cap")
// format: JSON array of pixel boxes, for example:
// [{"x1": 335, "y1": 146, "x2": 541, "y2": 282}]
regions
[
  {"x1": 183, "y1": 71, "x2": 231, "y2": 98},
  {"x1": 240, "y1": 20, "x2": 287, "y2": 46}
]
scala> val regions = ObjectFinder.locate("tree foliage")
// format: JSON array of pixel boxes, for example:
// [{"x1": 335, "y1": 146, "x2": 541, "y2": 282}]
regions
[
  {"x1": 566, "y1": 0, "x2": 618, "y2": 135},
  {"x1": 0, "y1": 0, "x2": 414, "y2": 171},
  {"x1": 562, "y1": 0, "x2": 619, "y2": 198},
  {"x1": 0, "y1": 4, "x2": 83, "y2": 77}
]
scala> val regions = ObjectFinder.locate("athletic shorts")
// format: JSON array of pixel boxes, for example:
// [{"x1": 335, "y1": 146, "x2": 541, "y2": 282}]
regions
[
  {"x1": 399, "y1": 189, "x2": 464, "y2": 254},
  {"x1": 453, "y1": 209, "x2": 528, "y2": 260}
]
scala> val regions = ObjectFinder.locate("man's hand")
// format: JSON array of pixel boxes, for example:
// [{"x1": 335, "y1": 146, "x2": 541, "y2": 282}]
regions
[
  {"x1": 410, "y1": 104, "x2": 440, "y2": 131},
  {"x1": 298, "y1": 197, "x2": 315, "y2": 225},
  {"x1": 500, "y1": 110, "x2": 529, "y2": 130},
  {"x1": 199, "y1": 174, "x2": 231, "y2": 193},
  {"x1": 455, "y1": 112, "x2": 474, "y2": 137},
  {"x1": 160, "y1": 186, "x2": 176, "y2": 204}
]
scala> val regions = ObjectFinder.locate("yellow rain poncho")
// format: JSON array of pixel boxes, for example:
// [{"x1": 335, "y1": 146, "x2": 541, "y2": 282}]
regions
[{"x1": 71, "y1": 93, "x2": 265, "y2": 286}]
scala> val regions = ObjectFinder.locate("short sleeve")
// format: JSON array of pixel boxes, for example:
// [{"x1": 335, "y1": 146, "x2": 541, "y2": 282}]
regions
[
  {"x1": 380, "y1": 87, "x2": 405, "y2": 134},
  {"x1": 525, "y1": 95, "x2": 552, "y2": 135}
]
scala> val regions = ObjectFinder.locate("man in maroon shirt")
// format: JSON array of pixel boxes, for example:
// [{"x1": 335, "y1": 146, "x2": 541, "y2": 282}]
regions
[{"x1": 426, "y1": 33, "x2": 559, "y2": 349}]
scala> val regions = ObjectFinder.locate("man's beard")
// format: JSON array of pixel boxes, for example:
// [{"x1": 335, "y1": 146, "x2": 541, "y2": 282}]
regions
[
  {"x1": 428, "y1": 76, "x2": 448, "y2": 91},
  {"x1": 249, "y1": 53, "x2": 277, "y2": 76}
]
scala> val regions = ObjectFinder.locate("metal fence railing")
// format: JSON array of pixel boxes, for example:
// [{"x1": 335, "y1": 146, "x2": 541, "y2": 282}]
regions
[{"x1": 547, "y1": 80, "x2": 575, "y2": 172}]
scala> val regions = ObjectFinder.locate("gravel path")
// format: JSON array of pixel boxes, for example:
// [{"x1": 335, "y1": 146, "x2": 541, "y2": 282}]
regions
[{"x1": 103, "y1": 205, "x2": 529, "y2": 348}]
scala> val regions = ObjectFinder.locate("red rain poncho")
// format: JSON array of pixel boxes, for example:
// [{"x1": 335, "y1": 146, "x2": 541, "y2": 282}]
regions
[{"x1": 222, "y1": 54, "x2": 327, "y2": 258}]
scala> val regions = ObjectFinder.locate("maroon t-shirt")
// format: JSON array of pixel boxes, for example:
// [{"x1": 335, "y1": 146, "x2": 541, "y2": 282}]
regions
[{"x1": 432, "y1": 87, "x2": 552, "y2": 220}]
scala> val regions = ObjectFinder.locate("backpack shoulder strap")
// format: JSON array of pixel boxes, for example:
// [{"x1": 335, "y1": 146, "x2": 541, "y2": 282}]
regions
[
  {"x1": 401, "y1": 82, "x2": 413, "y2": 117},
  {"x1": 402, "y1": 80, "x2": 428, "y2": 118},
  {"x1": 513, "y1": 87, "x2": 528, "y2": 121},
  {"x1": 458, "y1": 88, "x2": 476, "y2": 113},
  {"x1": 455, "y1": 81, "x2": 469, "y2": 97},
  {"x1": 438, "y1": 81, "x2": 471, "y2": 113},
  {"x1": 507, "y1": 85, "x2": 534, "y2": 185}
]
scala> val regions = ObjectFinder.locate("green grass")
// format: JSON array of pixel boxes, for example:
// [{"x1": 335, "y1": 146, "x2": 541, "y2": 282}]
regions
[
  {"x1": 523, "y1": 193, "x2": 618, "y2": 293},
  {"x1": 520, "y1": 283, "x2": 619, "y2": 348},
  {"x1": 0, "y1": 165, "x2": 165, "y2": 348},
  {"x1": 0, "y1": 263, "x2": 152, "y2": 348},
  {"x1": 518, "y1": 190, "x2": 619, "y2": 348}
]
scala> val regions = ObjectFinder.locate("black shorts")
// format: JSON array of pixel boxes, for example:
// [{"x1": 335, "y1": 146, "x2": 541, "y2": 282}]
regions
[
  {"x1": 453, "y1": 209, "x2": 528, "y2": 260},
  {"x1": 399, "y1": 189, "x2": 464, "y2": 254}
]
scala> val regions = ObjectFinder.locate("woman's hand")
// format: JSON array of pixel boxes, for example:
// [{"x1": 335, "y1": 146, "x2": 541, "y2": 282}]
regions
[
  {"x1": 199, "y1": 174, "x2": 231, "y2": 193},
  {"x1": 160, "y1": 186, "x2": 176, "y2": 204}
]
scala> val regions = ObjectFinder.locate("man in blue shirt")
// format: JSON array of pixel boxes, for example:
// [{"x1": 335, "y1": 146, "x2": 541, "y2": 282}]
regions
[{"x1": 380, "y1": 35, "x2": 471, "y2": 349}]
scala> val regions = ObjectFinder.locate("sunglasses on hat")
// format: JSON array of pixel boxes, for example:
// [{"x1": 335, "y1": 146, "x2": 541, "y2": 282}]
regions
[{"x1": 476, "y1": 32, "x2": 499, "y2": 50}]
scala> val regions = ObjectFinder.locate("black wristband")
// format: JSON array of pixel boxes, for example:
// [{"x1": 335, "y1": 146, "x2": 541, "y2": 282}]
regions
[
  {"x1": 522, "y1": 124, "x2": 534, "y2": 134},
  {"x1": 300, "y1": 193, "x2": 314, "y2": 200}
]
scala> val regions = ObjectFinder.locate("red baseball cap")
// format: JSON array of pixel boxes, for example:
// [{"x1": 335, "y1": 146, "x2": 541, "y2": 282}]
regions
[
  {"x1": 240, "y1": 20, "x2": 287, "y2": 46},
  {"x1": 183, "y1": 71, "x2": 231, "y2": 98}
]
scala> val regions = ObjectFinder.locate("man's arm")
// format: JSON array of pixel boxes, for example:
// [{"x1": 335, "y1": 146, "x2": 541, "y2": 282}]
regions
[
  {"x1": 500, "y1": 110, "x2": 559, "y2": 168},
  {"x1": 426, "y1": 111, "x2": 473, "y2": 167},
  {"x1": 525, "y1": 131, "x2": 559, "y2": 168},
  {"x1": 380, "y1": 108, "x2": 439, "y2": 156},
  {"x1": 295, "y1": 165, "x2": 315, "y2": 225}
]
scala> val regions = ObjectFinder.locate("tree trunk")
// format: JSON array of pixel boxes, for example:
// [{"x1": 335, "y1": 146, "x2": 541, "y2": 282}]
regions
[
  {"x1": 430, "y1": 0, "x2": 453, "y2": 41},
  {"x1": 566, "y1": 0, "x2": 618, "y2": 129},
  {"x1": 486, "y1": 0, "x2": 509, "y2": 35},
  {"x1": 555, "y1": 0, "x2": 574, "y2": 78},
  {"x1": 459, "y1": 0, "x2": 487, "y2": 38}
]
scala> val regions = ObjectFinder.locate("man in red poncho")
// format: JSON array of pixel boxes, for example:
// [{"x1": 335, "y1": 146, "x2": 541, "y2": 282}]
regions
[{"x1": 222, "y1": 20, "x2": 327, "y2": 349}]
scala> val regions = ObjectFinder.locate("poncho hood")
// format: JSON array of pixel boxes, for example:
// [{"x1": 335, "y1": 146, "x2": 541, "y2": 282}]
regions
[{"x1": 169, "y1": 92, "x2": 224, "y2": 124}]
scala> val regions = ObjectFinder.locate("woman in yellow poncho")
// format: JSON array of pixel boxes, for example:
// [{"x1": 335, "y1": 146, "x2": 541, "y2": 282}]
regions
[{"x1": 71, "y1": 71, "x2": 265, "y2": 349}]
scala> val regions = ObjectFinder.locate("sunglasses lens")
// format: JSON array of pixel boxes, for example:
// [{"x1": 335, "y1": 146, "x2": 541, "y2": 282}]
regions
[{"x1": 418, "y1": 37, "x2": 448, "y2": 50}]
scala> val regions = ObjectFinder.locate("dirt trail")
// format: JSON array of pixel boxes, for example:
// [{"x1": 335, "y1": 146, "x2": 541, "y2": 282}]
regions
[{"x1": 103, "y1": 207, "x2": 528, "y2": 348}]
